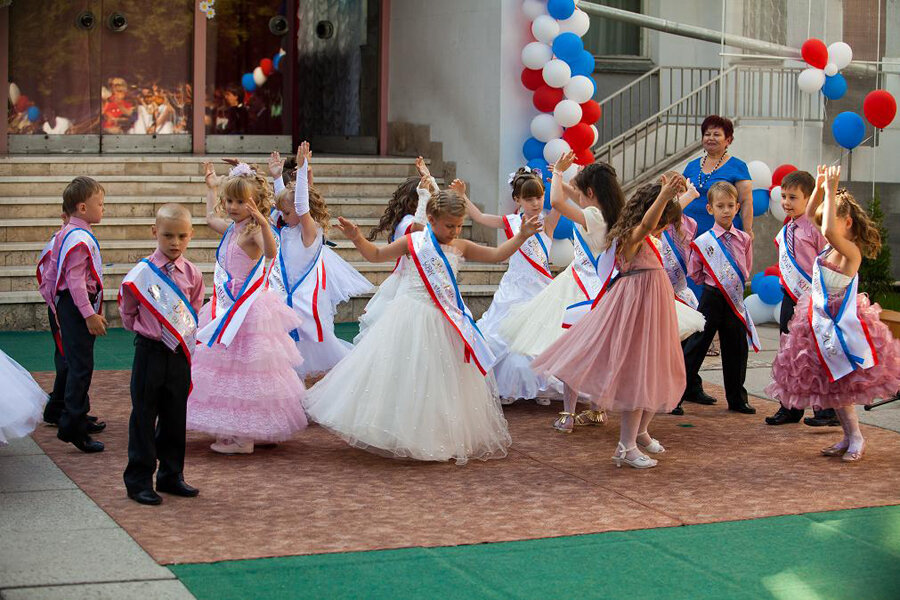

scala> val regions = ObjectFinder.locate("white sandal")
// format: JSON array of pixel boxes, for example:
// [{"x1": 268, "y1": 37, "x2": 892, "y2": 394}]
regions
[
  {"x1": 637, "y1": 430, "x2": 666, "y2": 454},
  {"x1": 611, "y1": 442, "x2": 658, "y2": 469}
]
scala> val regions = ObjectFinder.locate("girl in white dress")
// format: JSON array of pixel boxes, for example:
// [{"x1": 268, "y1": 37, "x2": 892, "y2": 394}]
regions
[
  {"x1": 0, "y1": 349, "x2": 48, "y2": 446},
  {"x1": 303, "y1": 185, "x2": 541, "y2": 465}
]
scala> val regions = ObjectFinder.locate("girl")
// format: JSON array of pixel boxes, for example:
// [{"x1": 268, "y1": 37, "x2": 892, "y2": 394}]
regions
[
  {"x1": 461, "y1": 168, "x2": 559, "y2": 404},
  {"x1": 187, "y1": 161, "x2": 307, "y2": 455},
  {"x1": 270, "y1": 142, "x2": 371, "y2": 379},
  {"x1": 766, "y1": 166, "x2": 900, "y2": 462},
  {"x1": 533, "y1": 174, "x2": 688, "y2": 468},
  {"x1": 0, "y1": 349, "x2": 47, "y2": 446},
  {"x1": 303, "y1": 185, "x2": 541, "y2": 465}
]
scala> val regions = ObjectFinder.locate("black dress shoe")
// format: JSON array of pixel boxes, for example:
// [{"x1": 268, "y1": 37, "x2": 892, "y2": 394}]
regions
[
  {"x1": 670, "y1": 405, "x2": 684, "y2": 415},
  {"x1": 45, "y1": 414, "x2": 101, "y2": 427},
  {"x1": 157, "y1": 480, "x2": 199, "y2": 497},
  {"x1": 728, "y1": 402, "x2": 757, "y2": 414},
  {"x1": 69, "y1": 435, "x2": 105, "y2": 453},
  {"x1": 87, "y1": 414, "x2": 99, "y2": 423},
  {"x1": 128, "y1": 489, "x2": 163, "y2": 505},
  {"x1": 683, "y1": 391, "x2": 717, "y2": 405},
  {"x1": 86, "y1": 420, "x2": 107, "y2": 434},
  {"x1": 804, "y1": 415, "x2": 840, "y2": 427},
  {"x1": 765, "y1": 406, "x2": 803, "y2": 425}
]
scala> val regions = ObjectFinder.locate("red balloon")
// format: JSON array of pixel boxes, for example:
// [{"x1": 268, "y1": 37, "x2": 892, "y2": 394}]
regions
[
  {"x1": 533, "y1": 85, "x2": 564, "y2": 113},
  {"x1": 579, "y1": 99, "x2": 601, "y2": 124},
  {"x1": 562, "y1": 123, "x2": 594, "y2": 151},
  {"x1": 574, "y1": 148, "x2": 595, "y2": 166},
  {"x1": 771, "y1": 164, "x2": 798, "y2": 187},
  {"x1": 863, "y1": 90, "x2": 897, "y2": 129},
  {"x1": 14, "y1": 95, "x2": 29, "y2": 113},
  {"x1": 521, "y1": 68, "x2": 544, "y2": 91},
  {"x1": 260, "y1": 58, "x2": 275, "y2": 76},
  {"x1": 764, "y1": 265, "x2": 780, "y2": 277},
  {"x1": 801, "y1": 38, "x2": 828, "y2": 69}
]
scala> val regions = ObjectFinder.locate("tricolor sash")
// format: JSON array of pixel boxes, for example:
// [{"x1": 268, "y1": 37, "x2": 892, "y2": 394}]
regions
[
  {"x1": 119, "y1": 259, "x2": 199, "y2": 360},
  {"x1": 390, "y1": 214, "x2": 417, "y2": 273},
  {"x1": 54, "y1": 228, "x2": 103, "y2": 314},
  {"x1": 561, "y1": 231, "x2": 617, "y2": 328},
  {"x1": 692, "y1": 230, "x2": 760, "y2": 352},
  {"x1": 269, "y1": 228, "x2": 326, "y2": 343},
  {"x1": 659, "y1": 229, "x2": 699, "y2": 308},
  {"x1": 197, "y1": 224, "x2": 275, "y2": 347},
  {"x1": 775, "y1": 224, "x2": 813, "y2": 302},
  {"x1": 502, "y1": 213, "x2": 553, "y2": 283},
  {"x1": 807, "y1": 252, "x2": 877, "y2": 381},
  {"x1": 407, "y1": 227, "x2": 496, "y2": 375},
  {"x1": 36, "y1": 233, "x2": 59, "y2": 305}
]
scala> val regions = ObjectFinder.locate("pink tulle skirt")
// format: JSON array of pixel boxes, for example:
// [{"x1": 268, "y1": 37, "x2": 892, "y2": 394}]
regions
[
  {"x1": 187, "y1": 290, "x2": 308, "y2": 442},
  {"x1": 765, "y1": 295, "x2": 900, "y2": 410}
]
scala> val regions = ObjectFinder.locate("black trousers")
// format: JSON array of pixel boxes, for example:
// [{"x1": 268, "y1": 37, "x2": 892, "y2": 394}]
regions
[
  {"x1": 123, "y1": 335, "x2": 191, "y2": 494},
  {"x1": 682, "y1": 286, "x2": 748, "y2": 407},
  {"x1": 42, "y1": 306, "x2": 93, "y2": 423},
  {"x1": 55, "y1": 291, "x2": 96, "y2": 441}
]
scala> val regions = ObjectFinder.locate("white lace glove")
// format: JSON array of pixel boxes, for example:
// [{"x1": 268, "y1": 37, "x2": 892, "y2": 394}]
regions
[
  {"x1": 414, "y1": 176, "x2": 436, "y2": 224},
  {"x1": 294, "y1": 159, "x2": 310, "y2": 216}
]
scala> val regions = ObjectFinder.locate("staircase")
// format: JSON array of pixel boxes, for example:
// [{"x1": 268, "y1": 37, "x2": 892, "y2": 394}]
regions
[{"x1": 0, "y1": 156, "x2": 505, "y2": 330}]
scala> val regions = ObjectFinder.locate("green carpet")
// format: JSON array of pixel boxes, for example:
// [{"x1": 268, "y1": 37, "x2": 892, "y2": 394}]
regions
[{"x1": 170, "y1": 505, "x2": 900, "y2": 600}]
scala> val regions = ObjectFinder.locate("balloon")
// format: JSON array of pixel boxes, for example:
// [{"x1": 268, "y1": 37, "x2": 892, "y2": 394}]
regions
[
  {"x1": 824, "y1": 63, "x2": 838, "y2": 77},
  {"x1": 273, "y1": 53, "x2": 283, "y2": 69},
  {"x1": 750, "y1": 272, "x2": 767, "y2": 295},
  {"x1": 241, "y1": 72, "x2": 257, "y2": 92},
  {"x1": 548, "y1": 0, "x2": 576, "y2": 20},
  {"x1": 831, "y1": 111, "x2": 866, "y2": 149},
  {"x1": 773, "y1": 301, "x2": 783, "y2": 323},
  {"x1": 523, "y1": 137, "x2": 546, "y2": 161},
  {"x1": 253, "y1": 66, "x2": 267, "y2": 87},
  {"x1": 531, "y1": 113, "x2": 563, "y2": 143},
  {"x1": 758, "y1": 275, "x2": 783, "y2": 305},
  {"x1": 745, "y1": 294, "x2": 774, "y2": 325},
  {"x1": 26, "y1": 106, "x2": 40, "y2": 122},
  {"x1": 522, "y1": 0, "x2": 548, "y2": 20},
  {"x1": 543, "y1": 138, "x2": 572, "y2": 164},
  {"x1": 574, "y1": 147, "x2": 594, "y2": 166},
  {"x1": 8, "y1": 83, "x2": 20, "y2": 105},
  {"x1": 569, "y1": 50, "x2": 595, "y2": 76},
  {"x1": 863, "y1": 90, "x2": 897, "y2": 129},
  {"x1": 522, "y1": 68, "x2": 545, "y2": 91},
  {"x1": 751, "y1": 188, "x2": 770, "y2": 217},
  {"x1": 589, "y1": 124, "x2": 599, "y2": 146},
  {"x1": 534, "y1": 85, "x2": 564, "y2": 112},
  {"x1": 552, "y1": 32, "x2": 584, "y2": 64},
  {"x1": 554, "y1": 99, "x2": 582, "y2": 127},
  {"x1": 558, "y1": 9, "x2": 590, "y2": 37},
  {"x1": 522, "y1": 42, "x2": 553, "y2": 70},
  {"x1": 827, "y1": 41, "x2": 853, "y2": 70},
  {"x1": 260, "y1": 58, "x2": 275, "y2": 76},
  {"x1": 746, "y1": 160, "x2": 772, "y2": 189},
  {"x1": 579, "y1": 99, "x2": 601, "y2": 124},
  {"x1": 542, "y1": 59, "x2": 571, "y2": 88},
  {"x1": 549, "y1": 237, "x2": 574, "y2": 265},
  {"x1": 14, "y1": 95, "x2": 29, "y2": 113},
  {"x1": 769, "y1": 186, "x2": 787, "y2": 221},
  {"x1": 544, "y1": 182, "x2": 553, "y2": 210},
  {"x1": 527, "y1": 158, "x2": 550, "y2": 182},
  {"x1": 797, "y1": 68, "x2": 825, "y2": 94},
  {"x1": 821, "y1": 73, "x2": 847, "y2": 100},
  {"x1": 532, "y1": 15, "x2": 559, "y2": 44},
  {"x1": 553, "y1": 217, "x2": 575, "y2": 242},
  {"x1": 801, "y1": 38, "x2": 828, "y2": 69},
  {"x1": 771, "y1": 164, "x2": 797, "y2": 187},
  {"x1": 562, "y1": 162, "x2": 579, "y2": 182},
  {"x1": 764, "y1": 264, "x2": 780, "y2": 277},
  {"x1": 562, "y1": 123, "x2": 593, "y2": 151},
  {"x1": 564, "y1": 75, "x2": 595, "y2": 103}
]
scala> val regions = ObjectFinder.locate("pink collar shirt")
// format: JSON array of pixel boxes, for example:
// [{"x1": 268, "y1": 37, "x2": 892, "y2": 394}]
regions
[{"x1": 688, "y1": 221, "x2": 753, "y2": 287}]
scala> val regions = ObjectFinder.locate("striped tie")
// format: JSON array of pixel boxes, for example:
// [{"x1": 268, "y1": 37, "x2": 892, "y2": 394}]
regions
[
  {"x1": 160, "y1": 262, "x2": 179, "y2": 351},
  {"x1": 721, "y1": 231, "x2": 735, "y2": 256},
  {"x1": 786, "y1": 221, "x2": 796, "y2": 258}
]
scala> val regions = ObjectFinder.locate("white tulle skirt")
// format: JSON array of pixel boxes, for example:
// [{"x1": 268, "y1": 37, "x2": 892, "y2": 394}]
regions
[
  {"x1": 322, "y1": 247, "x2": 374, "y2": 310},
  {"x1": 675, "y1": 300, "x2": 706, "y2": 341},
  {"x1": 0, "y1": 350, "x2": 48, "y2": 445},
  {"x1": 295, "y1": 333, "x2": 353, "y2": 378},
  {"x1": 353, "y1": 266, "x2": 402, "y2": 343}
]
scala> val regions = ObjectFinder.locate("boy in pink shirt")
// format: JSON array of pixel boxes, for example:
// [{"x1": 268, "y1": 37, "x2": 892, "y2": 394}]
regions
[{"x1": 119, "y1": 204, "x2": 204, "y2": 505}]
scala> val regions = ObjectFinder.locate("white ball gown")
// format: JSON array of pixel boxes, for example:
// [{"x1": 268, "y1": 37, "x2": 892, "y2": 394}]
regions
[{"x1": 0, "y1": 349, "x2": 48, "y2": 445}]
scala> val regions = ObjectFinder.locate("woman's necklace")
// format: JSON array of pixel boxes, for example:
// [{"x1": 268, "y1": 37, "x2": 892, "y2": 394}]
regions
[{"x1": 695, "y1": 152, "x2": 727, "y2": 190}]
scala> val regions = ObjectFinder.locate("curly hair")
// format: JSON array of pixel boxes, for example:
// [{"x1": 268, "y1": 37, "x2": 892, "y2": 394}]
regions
[
  {"x1": 217, "y1": 169, "x2": 273, "y2": 234},
  {"x1": 814, "y1": 189, "x2": 882, "y2": 259},
  {"x1": 368, "y1": 176, "x2": 420, "y2": 241},
  {"x1": 571, "y1": 162, "x2": 625, "y2": 231},
  {"x1": 606, "y1": 182, "x2": 682, "y2": 258},
  {"x1": 274, "y1": 183, "x2": 331, "y2": 232},
  {"x1": 427, "y1": 189, "x2": 467, "y2": 219},
  {"x1": 510, "y1": 167, "x2": 544, "y2": 199}
]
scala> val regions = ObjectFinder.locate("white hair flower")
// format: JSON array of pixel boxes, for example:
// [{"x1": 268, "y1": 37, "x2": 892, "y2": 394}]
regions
[{"x1": 228, "y1": 162, "x2": 255, "y2": 178}]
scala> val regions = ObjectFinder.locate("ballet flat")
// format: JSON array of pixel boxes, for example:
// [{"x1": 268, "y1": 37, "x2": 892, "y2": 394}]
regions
[
  {"x1": 575, "y1": 409, "x2": 607, "y2": 426},
  {"x1": 637, "y1": 431, "x2": 666, "y2": 454},
  {"x1": 611, "y1": 442, "x2": 658, "y2": 469},
  {"x1": 553, "y1": 412, "x2": 576, "y2": 434}
]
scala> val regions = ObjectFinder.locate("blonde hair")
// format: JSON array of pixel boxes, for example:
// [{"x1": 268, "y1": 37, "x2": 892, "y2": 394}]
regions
[
  {"x1": 216, "y1": 170, "x2": 272, "y2": 234},
  {"x1": 707, "y1": 181, "x2": 738, "y2": 204},
  {"x1": 274, "y1": 183, "x2": 331, "y2": 232},
  {"x1": 814, "y1": 189, "x2": 882, "y2": 259},
  {"x1": 427, "y1": 189, "x2": 467, "y2": 219},
  {"x1": 156, "y1": 202, "x2": 192, "y2": 224}
]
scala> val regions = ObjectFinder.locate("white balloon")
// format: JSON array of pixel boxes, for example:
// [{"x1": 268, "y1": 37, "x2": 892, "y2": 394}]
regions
[
  {"x1": 522, "y1": 42, "x2": 553, "y2": 70},
  {"x1": 590, "y1": 124, "x2": 599, "y2": 146},
  {"x1": 797, "y1": 68, "x2": 825, "y2": 94},
  {"x1": 558, "y1": 9, "x2": 590, "y2": 37},
  {"x1": 562, "y1": 163, "x2": 579, "y2": 182},
  {"x1": 773, "y1": 301, "x2": 783, "y2": 323},
  {"x1": 827, "y1": 41, "x2": 853, "y2": 70},
  {"x1": 824, "y1": 63, "x2": 838, "y2": 76},
  {"x1": 549, "y1": 237, "x2": 574, "y2": 267},
  {"x1": 745, "y1": 294, "x2": 773, "y2": 325},
  {"x1": 8, "y1": 83, "x2": 20, "y2": 105},
  {"x1": 530, "y1": 113, "x2": 563, "y2": 143},
  {"x1": 746, "y1": 160, "x2": 772, "y2": 190},
  {"x1": 769, "y1": 186, "x2": 787, "y2": 221},
  {"x1": 542, "y1": 59, "x2": 571, "y2": 88},
  {"x1": 522, "y1": 0, "x2": 548, "y2": 20},
  {"x1": 543, "y1": 138, "x2": 572, "y2": 164},
  {"x1": 531, "y1": 15, "x2": 559, "y2": 44},
  {"x1": 553, "y1": 99, "x2": 583, "y2": 128},
  {"x1": 564, "y1": 75, "x2": 595, "y2": 103},
  {"x1": 253, "y1": 66, "x2": 267, "y2": 87}
]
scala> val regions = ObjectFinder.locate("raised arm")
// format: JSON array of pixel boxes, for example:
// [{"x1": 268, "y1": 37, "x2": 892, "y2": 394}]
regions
[
  {"x1": 451, "y1": 179, "x2": 505, "y2": 229},
  {"x1": 458, "y1": 215, "x2": 543, "y2": 263},
  {"x1": 820, "y1": 165, "x2": 861, "y2": 271},
  {"x1": 294, "y1": 142, "x2": 321, "y2": 247},
  {"x1": 336, "y1": 216, "x2": 409, "y2": 263},
  {"x1": 203, "y1": 161, "x2": 230, "y2": 234},
  {"x1": 268, "y1": 151, "x2": 285, "y2": 195},
  {"x1": 677, "y1": 180, "x2": 700, "y2": 209},
  {"x1": 806, "y1": 165, "x2": 826, "y2": 221},
  {"x1": 627, "y1": 173, "x2": 685, "y2": 249},
  {"x1": 549, "y1": 151, "x2": 588, "y2": 228}
]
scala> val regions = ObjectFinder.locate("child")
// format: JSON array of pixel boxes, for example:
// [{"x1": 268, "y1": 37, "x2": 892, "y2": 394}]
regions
[
  {"x1": 662, "y1": 179, "x2": 701, "y2": 309},
  {"x1": 186, "y1": 162, "x2": 307, "y2": 455},
  {"x1": 533, "y1": 175, "x2": 688, "y2": 468},
  {"x1": 269, "y1": 142, "x2": 371, "y2": 378},
  {"x1": 0, "y1": 349, "x2": 48, "y2": 446},
  {"x1": 680, "y1": 181, "x2": 758, "y2": 415},
  {"x1": 766, "y1": 166, "x2": 900, "y2": 461},
  {"x1": 764, "y1": 170, "x2": 835, "y2": 427},
  {"x1": 38, "y1": 176, "x2": 108, "y2": 453},
  {"x1": 303, "y1": 186, "x2": 542, "y2": 465},
  {"x1": 462, "y1": 167, "x2": 559, "y2": 404},
  {"x1": 119, "y1": 204, "x2": 204, "y2": 505}
]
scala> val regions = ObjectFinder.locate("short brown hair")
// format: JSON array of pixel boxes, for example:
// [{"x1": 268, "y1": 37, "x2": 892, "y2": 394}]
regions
[
  {"x1": 707, "y1": 181, "x2": 738, "y2": 204},
  {"x1": 701, "y1": 115, "x2": 734, "y2": 139},
  {"x1": 780, "y1": 170, "x2": 815, "y2": 198},
  {"x1": 62, "y1": 176, "x2": 105, "y2": 215}
]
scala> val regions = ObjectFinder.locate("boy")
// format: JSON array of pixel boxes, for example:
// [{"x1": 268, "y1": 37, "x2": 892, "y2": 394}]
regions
[
  {"x1": 764, "y1": 171, "x2": 836, "y2": 426},
  {"x1": 680, "y1": 181, "x2": 758, "y2": 414},
  {"x1": 119, "y1": 204, "x2": 203, "y2": 505},
  {"x1": 39, "y1": 177, "x2": 108, "y2": 452}
]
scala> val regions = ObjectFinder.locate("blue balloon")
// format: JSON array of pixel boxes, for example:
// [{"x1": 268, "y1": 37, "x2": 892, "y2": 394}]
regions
[
  {"x1": 241, "y1": 72, "x2": 257, "y2": 92},
  {"x1": 758, "y1": 275, "x2": 783, "y2": 305},
  {"x1": 548, "y1": 0, "x2": 576, "y2": 20},
  {"x1": 750, "y1": 272, "x2": 767, "y2": 295},
  {"x1": 751, "y1": 188, "x2": 770, "y2": 217},
  {"x1": 831, "y1": 111, "x2": 866, "y2": 150},
  {"x1": 553, "y1": 216, "x2": 575, "y2": 240},
  {"x1": 544, "y1": 184, "x2": 552, "y2": 211},
  {"x1": 523, "y1": 137, "x2": 546, "y2": 161},
  {"x1": 26, "y1": 106, "x2": 40, "y2": 122},
  {"x1": 273, "y1": 53, "x2": 283, "y2": 69},
  {"x1": 822, "y1": 73, "x2": 847, "y2": 100},
  {"x1": 570, "y1": 50, "x2": 596, "y2": 76},
  {"x1": 552, "y1": 32, "x2": 584, "y2": 64},
  {"x1": 526, "y1": 158, "x2": 549, "y2": 179}
]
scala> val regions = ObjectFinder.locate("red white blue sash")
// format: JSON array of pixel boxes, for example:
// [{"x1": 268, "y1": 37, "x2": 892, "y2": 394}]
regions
[
  {"x1": 391, "y1": 214, "x2": 417, "y2": 273},
  {"x1": 659, "y1": 229, "x2": 698, "y2": 308},
  {"x1": 502, "y1": 213, "x2": 553, "y2": 282},
  {"x1": 36, "y1": 233, "x2": 59, "y2": 305},
  {"x1": 807, "y1": 253, "x2": 877, "y2": 381},
  {"x1": 561, "y1": 232, "x2": 617, "y2": 329},
  {"x1": 407, "y1": 227, "x2": 496, "y2": 375},
  {"x1": 54, "y1": 228, "x2": 103, "y2": 314},
  {"x1": 119, "y1": 259, "x2": 199, "y2": 360},
  {"x1": 269, "y1": 228, "x2": 326, "y2": 343},
  {"x1": 775, "y1": 224, "x2": 813, "y2": 302},
  {"x1": 692, "y1": 231, "x2": 760, "y2": 352},
  {"x1": 197, "y1": 224, "x2": 275, "y2": 347}
]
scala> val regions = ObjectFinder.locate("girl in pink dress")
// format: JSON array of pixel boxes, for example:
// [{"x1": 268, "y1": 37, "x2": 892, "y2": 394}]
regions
[
  {"x1": 532, "y1": 174, "x2": 688, "y2": 469},
  {"x1": 766, "y1": 166, "x2": 900, "y2": 462},
  {"x1": 187, "y1": 162, "x2": 307, "y2": 455}
]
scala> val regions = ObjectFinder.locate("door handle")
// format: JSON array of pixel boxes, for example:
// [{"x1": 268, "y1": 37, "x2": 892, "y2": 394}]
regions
[
  {"x1": 107, "y1": 12, "x2": 128, "y2": 32},
  {"x1": 76, "y1": 10, "x2": 96, "y2": 30}
]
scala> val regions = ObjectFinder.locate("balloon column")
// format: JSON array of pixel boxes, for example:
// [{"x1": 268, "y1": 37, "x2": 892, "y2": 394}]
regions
[
  {"x1": 744, "y1": 159, "x2": 796, "y2": 221},
  {"x1": 241, "y1": 49, "x2": 286, "y2": 93},
  {"x1": 520, "y1": 0, "x2": 600, "y2": 240},
  {"x1": 746, "y1": 270, "x2": 783, "y2": 325}
]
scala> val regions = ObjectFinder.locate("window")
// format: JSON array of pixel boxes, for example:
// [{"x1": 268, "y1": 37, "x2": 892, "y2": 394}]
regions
[
  {"x1": 743, "y1": 0, "x2": 787, "y2": 46},
  {"x1": 582, "y1": 0, "x2": 643, "y2": 57}
]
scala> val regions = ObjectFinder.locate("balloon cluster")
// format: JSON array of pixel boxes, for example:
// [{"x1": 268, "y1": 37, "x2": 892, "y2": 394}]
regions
[
  {"x1": 746, "y1": 270, "x2": 783, "y2": 325},
  {"x1": 241, "y1": 49, "x2": 286, "y2": 93},
  {"x1": 746, "y1": 160, "x2": 796, "y2": 221},
  {"x1": 8, "y1": 82, "x2": 41, "y2": 123}
]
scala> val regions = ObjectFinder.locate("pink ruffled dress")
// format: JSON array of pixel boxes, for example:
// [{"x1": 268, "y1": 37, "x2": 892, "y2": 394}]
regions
[
  {"x1": 765, "y1": 260, "x2": 900, "y2": 410},
  {"x1": 532, "y1": 242, "x2": 685, "y2": 413},
  {"x1": 187, "y1": 223, "x2": 308, "y2": 442}
]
